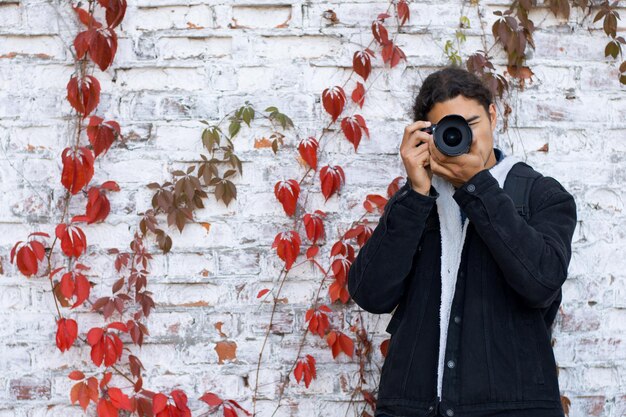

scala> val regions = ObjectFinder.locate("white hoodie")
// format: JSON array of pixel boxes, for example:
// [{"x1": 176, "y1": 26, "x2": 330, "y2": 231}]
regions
[{"x1": 430, "y1": 148, "x2": 522, "y2": 399}]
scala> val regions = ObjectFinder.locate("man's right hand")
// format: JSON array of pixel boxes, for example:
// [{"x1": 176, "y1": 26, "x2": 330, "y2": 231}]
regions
[{"x1": 400, "y1": 120, "x2": 434, "y2": 196}]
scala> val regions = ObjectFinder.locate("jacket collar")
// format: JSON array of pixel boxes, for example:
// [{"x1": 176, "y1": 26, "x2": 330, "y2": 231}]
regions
[{"x1": 430, "y1": 148, "x2": 522, "y2": 399}]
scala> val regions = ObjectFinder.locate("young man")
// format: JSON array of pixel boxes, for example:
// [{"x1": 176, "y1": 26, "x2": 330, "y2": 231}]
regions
[{"x1": 347, "y1": 67, "x2": 577, "y2": 417}]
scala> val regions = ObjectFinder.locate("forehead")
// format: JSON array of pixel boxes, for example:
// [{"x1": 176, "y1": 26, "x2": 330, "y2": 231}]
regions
[{"x1": 427, "y1": 95, "x2": 485, "y2": 124}]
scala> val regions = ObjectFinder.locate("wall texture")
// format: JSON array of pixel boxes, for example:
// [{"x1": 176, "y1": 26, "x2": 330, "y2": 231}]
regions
[{"x1": 0, "y1": 0, "x2": 624, "y2": 416}]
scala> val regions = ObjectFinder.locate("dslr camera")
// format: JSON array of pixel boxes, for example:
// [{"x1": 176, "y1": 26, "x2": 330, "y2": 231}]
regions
[{"x1": 419, "y1": 114, "x2": 473, "y2": 157}]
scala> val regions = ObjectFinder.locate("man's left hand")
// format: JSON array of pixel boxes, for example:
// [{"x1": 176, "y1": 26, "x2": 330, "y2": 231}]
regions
[{"x1": 427, "y1": 138, "x2": 486, "y2": 188}]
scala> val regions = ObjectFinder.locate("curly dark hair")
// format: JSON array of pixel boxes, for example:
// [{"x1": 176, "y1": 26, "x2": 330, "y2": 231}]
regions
[{"x1": 412, "y1": 66, "x2": 493, "y2": 123}]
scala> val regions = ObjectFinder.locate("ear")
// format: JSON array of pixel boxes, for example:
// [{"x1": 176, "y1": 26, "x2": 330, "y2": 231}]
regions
[{"x1": 488, "y1": 103, "x2": 497, "y2": 132}]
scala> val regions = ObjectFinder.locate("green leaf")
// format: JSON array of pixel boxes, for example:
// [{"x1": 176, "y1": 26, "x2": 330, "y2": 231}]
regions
[
  {"x1": 202, "y1": 127, "x2": 220, "y2": 150},
  {"x1": 229, "y1": 120, "x2": 241, "y2": 138},
  {"x1": 605, "y1": 40, "x2": 619, "y2": 58},
  {"x1": 242, "y1": 105, "x2": 255, "y2": 127}
]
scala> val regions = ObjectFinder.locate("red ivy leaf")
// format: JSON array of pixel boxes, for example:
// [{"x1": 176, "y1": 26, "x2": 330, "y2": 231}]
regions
[
  {"x1": 274, "y1": 179, "x2": 300, "y2": 217},
  {"x1": 97, "y1": 0, "x2": 127, "y2": 29},
  {"x1": 152, "y1": 393, "x2": 168, "y2": 414},
  {"x1": 70, "y1": 377, "x2": 99, "y2": 411},
  {"x1": 56, "y1": 318, "x2": 78, "y2": 352},
  {"x1": 107, "y1": 321, "x2": 128, "y2": 333},
  {"x1": 326, "y1": 330, "x2": 354, "y2": 359},
  {"x1": 305, "y1": 306, "x2": 331, "y2": 338},
  {"x1": 224, "y1": 404, "x2": 238, "y2": 417},
  {"x1": 69, "y1": 370, "x2": 85, "y2": 381},
  {"x1": 330, "y1": 240, "x2": 355, "y2": 260},
  {"x1": 67, "y1": 74, "x2": 101, "y2": 118},
  {"x1": 100, "y1": 372, "x2": 113, "y2": 389},
  {"x1": 83, "y1": 181, "x2": 120, "y2": 224},
  {"x1": 199, "y1": 392, "x2": 222, "y2": 407},
  {"x1": 387, "y1": 176, "x2": 405, "y2": 198},
  {"x1": 328, "y1": 279, "x2": 351, "y2": 304},
  {"x1": 59, "y1": 270, "x2": 91, "y2": 309},
  {"x1": 61, "y1": 146, "x2": 95, "y2": 194},
  {"x1": 294, "y1": 354, "x2": 317, "y2": 388},
  {"x1": 72, "y1": 5, "x2": 102, "y2": 28},
  {"x1": 372, "y1": 19, "x2": 389, "y2": 44},
  {"x1": 201, "y1": 393, "x2": 253, "y2": 417},
  {"x1": 306, "y1": 245, "x2": 319, "y2": 259},
  {"x1": 152, "y1": 391, "x2": 191, "y2": 417},
  {"x1": 74, "y1": 26, "x2": 118, "y2": 71},
  {"x1": 170, "y1": 389, "x2": 189, "y2": 412},
  {"x1": 303, "y1": 210, "x2": 326, "y2": 244},
  {"x1": 351, "y1": 81, "x2": 366, "y2": 108},
  {"x1": 340, "y1": 115, "x2": 369, "y2": 151},
  {"x1": 10, "y1": 235, "x2": 47, "y2": 277},
  {"x1": 331, "y1": 256, "x2": 351, "y2": 286},
  {"x1": 397, "y1": 0, "x2": 410, "y2": 26},
  {"x1": 319, "y1": 165, "x2": 345, "y2": 201},
  {"x1": 363, "y1": 194, "x2": 388, "y2": 213},
  {"x1": 55, "y1": 223, "x2": 88, "y2": 258},
  {"x1": 100, "y1": 180, "x2": 120, "y2": 191},
  {"x1": 382, "y1": 41, "x2": 406, "y2": 68},
  {"x1": 344, "y1": 222, "x2": 374, "y2": 248},
  {"x1": 86, "y1": 328, "x2": 124, "y2": 367},
  {"x1": 353, "y1": 49, "x2": 374, "y2": 81},
  {"x1": 225, "y1": 399, "x2": 251, "y2": 416},
  {"x1": 297, "y1": 136, "x2": 319, "y2": 170},
  {"x1": 87, "y1": 115, "x2": 121, "y2": 157},
  {"x1": 271, "y1": 230, "x2": 301, "y2": 270},
  {"x1": 108, "y1": 387, "x2": 133, "y2": 411},
  {"x1": 256, "y1": 288, "x2": 270, "y2": 298},
  {"x1": 381, "y1": 338, "x2": 390, "y2": 358},
  {"x1": 321, "y1": 86, "x2": 346, "y2": 122},
  {"x1": 85, "y1": 187, "x2": 110, "y2": 224},
  {"x1": 96, "y1": 398, "x2": 119, "y2": 417}
]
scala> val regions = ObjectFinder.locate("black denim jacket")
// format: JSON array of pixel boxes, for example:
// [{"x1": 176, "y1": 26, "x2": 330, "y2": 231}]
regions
[{"x1": 347, "y1": 164, "x2": 577, "y2": 417}]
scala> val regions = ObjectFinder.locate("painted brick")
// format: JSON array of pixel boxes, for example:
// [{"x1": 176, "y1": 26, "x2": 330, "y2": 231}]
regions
[{"x1": 1, "y1": 1, "x2": 623, "y2": 416}]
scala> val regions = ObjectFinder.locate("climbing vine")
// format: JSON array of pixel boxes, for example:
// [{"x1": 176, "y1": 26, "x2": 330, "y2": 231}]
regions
[{"x1": 7, "y1": 1, "x2": 622, "y2": 417}]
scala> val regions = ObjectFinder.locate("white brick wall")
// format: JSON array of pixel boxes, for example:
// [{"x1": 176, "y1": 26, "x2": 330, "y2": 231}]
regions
[{"x1": 0, "y1": 0, "x2": 624, "y2": 416}]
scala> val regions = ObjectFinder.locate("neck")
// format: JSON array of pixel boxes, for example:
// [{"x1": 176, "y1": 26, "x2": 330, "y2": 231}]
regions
[{"x1": 485, "y1": 149, "x2": 497, "y2": 170}]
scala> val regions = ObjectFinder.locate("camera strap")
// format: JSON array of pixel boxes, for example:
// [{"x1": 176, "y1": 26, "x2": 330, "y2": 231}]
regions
[{"x1": 503, "y1": 161, "x2": 543, "y2": 221}]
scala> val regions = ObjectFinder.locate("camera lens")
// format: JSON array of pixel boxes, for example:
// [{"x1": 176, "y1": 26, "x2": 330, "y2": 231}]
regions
[{"x1": 442, "y1": 126, "x2": 462, "y2": 147}]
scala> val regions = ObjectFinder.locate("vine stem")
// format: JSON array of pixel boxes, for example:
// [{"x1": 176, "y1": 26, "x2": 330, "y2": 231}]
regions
[
  {"x1": 268, "y1": 210, "x2": 369, "y2": 417},
  {"x1": 44, "y1": 49, "x2": 90, "y2": 320},
  {"x1": 251, "y1": 2, "x2": 407, "y2": 415},
  {"x1": 39, "y1": 0, "x2": 157, "y2": 403}
]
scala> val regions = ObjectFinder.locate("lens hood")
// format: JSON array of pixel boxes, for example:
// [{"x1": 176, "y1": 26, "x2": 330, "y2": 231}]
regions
[{"x1": 419, "y1": 114, "x2": 473, "y2": 156}]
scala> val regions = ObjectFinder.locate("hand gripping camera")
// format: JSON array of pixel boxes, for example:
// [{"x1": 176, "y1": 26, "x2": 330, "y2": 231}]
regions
[{"x1": 419, "y1": 114, "x2": 473, "y2": 157}]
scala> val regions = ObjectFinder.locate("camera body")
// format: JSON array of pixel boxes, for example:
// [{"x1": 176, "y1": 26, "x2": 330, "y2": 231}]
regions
[{"x1": 419, "y1": 114, "x2": 473, "y2": 156}]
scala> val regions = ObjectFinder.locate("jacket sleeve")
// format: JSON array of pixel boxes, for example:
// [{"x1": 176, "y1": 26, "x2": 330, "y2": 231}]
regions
[
  {"x1": 453, "y1": 169, "x2": 577, "y2": 309},
  {"x1": 347, "y1": 178, "x2": 438, "y2": 314}
]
